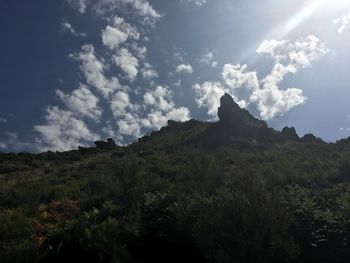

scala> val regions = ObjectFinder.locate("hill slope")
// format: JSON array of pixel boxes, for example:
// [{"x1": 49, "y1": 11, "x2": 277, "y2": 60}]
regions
[{"x1": 1, "y1": 94, "x2": 350, "y2": 263}]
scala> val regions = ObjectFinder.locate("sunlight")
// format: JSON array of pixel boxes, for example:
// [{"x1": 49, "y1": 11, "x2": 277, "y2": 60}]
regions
[
  {"x1": 266, "y1": 0, "x2": 350, "y2": 39},
  {"x1": 269, "y1": 0, "x2": 327, "y2": 39}
]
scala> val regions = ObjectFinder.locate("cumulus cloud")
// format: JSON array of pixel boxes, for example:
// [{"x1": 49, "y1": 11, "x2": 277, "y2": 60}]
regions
[
  {"x1": 194, "y1": 81, "x2": 226, "y2": 118},
  {"x1": 34, "y1": 106, "x2": 99, "y2": 151},
  {"x1": 143, "y1": 86, "x2": 173, "y2": 111},
  {"x1": 94, "y1": 0, "x2": 161, "y2": 25},
  {"x1": 222, "y1": 64, "x2": 259, "y2": 90},
  {"x1": 253, "y1": 35, "x2": 328, "y2": 119},
  {"x1": 56, "y1": 86, "x2": 102, "y2": 121},
  {"x1": 66, "y1": 0, "x2": 90, "y2": 14},
  {"x1": 175, "y1": 64, "x2": 193, "y2": 74},
  {"x1": 142, "y1": 85, "x2": 190, "y2": 129},
  {"x1": 114, "y1": 48, "x2": 139, "y2": 81},
  {"x1": 130, "y1": 43, "x2": 147, "y2": 60},
  {"x1": 257, "y1": 35, "x2": 329, "y2": 67},
  {"x1": 101, "y1": 16, "x2": 139, "y2": 50},
  {"x1": 199, "y1": 52, "x2": 218, "y2": 68},
  {"x1": 74, "y1": 44, "x2": 121, "y2": 98},
  {"x1": 141, "y1": 63, "x2": 158, "y2": 80},
  {"x1": 250, "y1": 84, "x2": 306, "y2": 120},
  {"x1": 194, "y1": 36, "x2": 328, "y2": 120},
  {"x1": 334, "y1": 12, "x2": 350, "y2": 34},
  {"x1": 61, "y1": 19, "x2": 86, "y2": 37}
]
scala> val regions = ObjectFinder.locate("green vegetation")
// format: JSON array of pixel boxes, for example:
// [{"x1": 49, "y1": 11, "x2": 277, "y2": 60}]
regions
[{"x1": 1, "y1": 94, "x2": 350, "y2": 263}]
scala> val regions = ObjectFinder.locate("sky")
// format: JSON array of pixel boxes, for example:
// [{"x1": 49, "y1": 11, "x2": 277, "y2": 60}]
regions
[{"x1": 1, "y1": 0, "x2": 350, "y2": 152}]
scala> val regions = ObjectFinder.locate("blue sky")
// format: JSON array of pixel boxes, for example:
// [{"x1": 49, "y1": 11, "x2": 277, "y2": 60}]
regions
[{"x1": 1, "y1": 0, "x2": 350, "y2": 152}]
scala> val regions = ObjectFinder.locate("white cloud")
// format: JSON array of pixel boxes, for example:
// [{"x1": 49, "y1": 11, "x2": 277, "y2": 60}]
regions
[
  {"x1": 114, "y1": 48, "x2": 139, "y2": 81},
  {"x1": 250, "y1": 84, "x2": 306, "y2": 120},
  {"x1": 94, "y1": 0, "x2": 161, "y2": 25},
  {"x1": 56, "y1": 86, "x2": 102, "y2": 121},
  {"x1": 110, "y1": 91, "x2": 137, "y2": 118},
  {"x1": 253, "y1": 36, "x2": 328, "y2": 119},
  {"x1": 194, "y1": 36, "x2": 328, "y2": 120},
  {"x1": 334, "y1": 12, "x2": 350, "y2": 34},
  {"x1": 117, "y1": 118, "x2": 141, "y2": 137},
  {"x1": 130, "y1": 43, "x2": 147, "y2": 60},
  {"x1": 143, "y1": 86, "x2": 173, "y2": 111},
  {"x1": 199, "y1": 52, "x2": 218, "y2": 68},
  {"x1": 141, "y1": 63, "x2": 158, "y2": 80},
  {"x1": 175, "y1": 64, "x2": 193, "y2": 74},
  {"x1": 61, "y1": 19, "x2": 86, "y2": 37},
  {"x1": 182, "y1": 0, "x2": 207, "y2": 6},
  {"x1": 74, "y1": 44, "x2": 121, "y2": 98},
  {"x1": 142, "y1": 85, "x2": 190, "y2": 129},
  {"x1": 101, "y1": 16, "x2": 139, "y2": 50},
  {"x1": 257, "y1": 35, "x2": 329, "y2": 67},
  {"x1": 194, "y1": 81, "x2": 226, "y2": 117},
  {"x1": 222, "y1": 64, "x2": 259, "y2": 90},
  {"x1": 34, "y1": 107, "x2": 99, "y2": 151},
  {"x1": 109, "y1": 91, "x2": 142, "y2": 138},
  {"x1": 66, "y1": 0, "x2": 90, "y2": 14}
]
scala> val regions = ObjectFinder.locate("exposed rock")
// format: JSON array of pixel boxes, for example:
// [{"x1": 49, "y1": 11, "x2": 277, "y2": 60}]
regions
[
  {"x1": 95, "y1": 138, "x2": 117, "y2": 150},
  {"x1": 217, "y1": 93, "x2": 267, "y2": 132},
  {"x1": 301, "y1": 133, "x2": 324, "y2": 143},
  {"x1": 281, "y1": 127, "x2": 299, "y2": 141},
  {"x1": 107, "y1": 138, "x2": 117, "y2": 147}
]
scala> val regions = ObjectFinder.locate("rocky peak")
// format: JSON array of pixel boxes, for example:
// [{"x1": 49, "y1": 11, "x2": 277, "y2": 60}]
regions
[
  {"x1": 281, "y1": 127, "x2": 299, "y2": 141},
  {"x1": 217, "y1": 93, "x2": 267, "y2": 131},
  {"x1": 217, "y1": 93, "x2": 244, "y2": 123}
]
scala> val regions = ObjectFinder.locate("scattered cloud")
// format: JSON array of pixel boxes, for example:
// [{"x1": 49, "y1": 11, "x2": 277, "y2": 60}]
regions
[
  {"x1": 130, "y1": 43, "x2": 147, "y2": 60},
  {"x1": 61, "y1": 18, "x2": 86, "y2": 37},
  {"x1": 254, "y1": 35, "x2": 328, "y2": 119},
  {"x1": 74, "y1": 44, "x2": 121, "y2": 98},
  {"x1": 0, "y1": 117, "x2": 7, "y2": 123},
  {"x1": 94, "y1": 0, "x2": 161, "y2": 26},
  {"x1": 34, "y1": 106, "x2": 99, "y2": 151},
  {"x1": 194, "y1": 81, "x2": 226, "y2": 118},
  {"x1": 101, "y1": 16, "x2": 139, "y2": 50},
  {"x1": 334, "y1": 12, "x2": 350, "y2": 34},
  {"x1": 142, "y1": 85, "x2": 190, "y2": 129},
  {"x1": 198, "y1": 52, "x2": 218, "y2": 68},
  {"x1": 114, "y1": 48, "x2": 139, "y2": 81},
  {"x1": 143, "y1": 86, "x2": 173, "y2": 111},
  {"x1": 256, "y1": 35, "x2": 329, "y2": 67},
  {"x1": 194, "y1": 35, "x2": 328, "y2": 120},
  {"x1": 222, "y1": 64, "x2": 259, "y2": 91},
  {"x1": 175, "y1": 64, "x2": 193, "y2": 74},
  {"x1": 56, "y1": 85, "x2": 102, "y2": 121},
  {"x1": 182, "y1": 0, "x2": 207, "y2": 6},
  {"x1": 141, "y1": 63, "x2": 158, "y2": 80},
  {"x1": 66, "y1": 0, "x2": 90, "y2": 14}
]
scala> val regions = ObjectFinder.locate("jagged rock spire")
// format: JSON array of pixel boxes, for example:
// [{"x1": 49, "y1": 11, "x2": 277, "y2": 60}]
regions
[{"x1": 217, "y1": 93, "x2": 267, "y2": 131}]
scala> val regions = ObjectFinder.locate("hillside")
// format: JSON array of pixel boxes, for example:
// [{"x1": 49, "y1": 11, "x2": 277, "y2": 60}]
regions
[{"x1": 1, "y1": 94, "x2": 350, "y2": 263}]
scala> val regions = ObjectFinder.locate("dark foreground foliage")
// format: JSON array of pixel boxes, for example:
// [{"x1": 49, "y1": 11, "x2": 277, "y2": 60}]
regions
[{"x1": 1, "y1": 94, "x2": 350, "y2": 263}]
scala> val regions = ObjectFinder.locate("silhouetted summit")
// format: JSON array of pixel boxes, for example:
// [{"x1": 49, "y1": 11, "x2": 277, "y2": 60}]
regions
[
  {"x1": 137, "y1": 93, "x2": 323, "y2": 149},
  {"x1": 217, "y1": 93, "x2": 268, "y2": 131}
]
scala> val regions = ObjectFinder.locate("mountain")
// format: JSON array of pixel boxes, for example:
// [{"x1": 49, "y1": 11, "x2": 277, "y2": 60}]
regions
[{"x1": 1, "y1": 94, "x2": 350, "y2": 263}]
